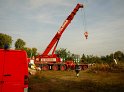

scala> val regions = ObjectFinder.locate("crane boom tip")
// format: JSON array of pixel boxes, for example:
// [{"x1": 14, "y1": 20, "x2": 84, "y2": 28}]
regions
[{"x1": 77, "y1": 3, "x2": 83, "y2": 8}]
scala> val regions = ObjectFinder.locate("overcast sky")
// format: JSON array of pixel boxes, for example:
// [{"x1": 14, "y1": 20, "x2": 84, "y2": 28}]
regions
[{"x1": 0, "y1": 0, "x2": 124, "y2": 56}]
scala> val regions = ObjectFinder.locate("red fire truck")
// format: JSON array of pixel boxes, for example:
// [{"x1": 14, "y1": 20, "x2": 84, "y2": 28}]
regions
[
  {"x1": 0, "y1": 49, "x2": 28, "y2": 92},
  {"x1": 35, "y1": 3, "x2": 88, "y2": 71}
]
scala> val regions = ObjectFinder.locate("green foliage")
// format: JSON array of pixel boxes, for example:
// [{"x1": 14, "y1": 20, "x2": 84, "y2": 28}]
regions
[
  {"x1": 32, "y1": 48, "x2": 37, "y2": 57},
  {"x1": 81, "y1": 51, "x2": 124, "y2": 64},
  {"x1": 0, "y1": 33, "x2": 12, "y2": 48},
  {"x1": 55, "y1": 48, "x2": 124, "y2": 64},
  {"x1": 114, "y1": 51, "x2": 124, "y2": 61},
  {"x1": 24, "y1": 47, "x2": 32, "y2": 58},
  {"x1": 81, "y1": 55, "x2": 101, "y2": 64},
  {"x1": 23, "y1": 47, "x2": 37, "y2": 58},
  {"x1": 55, "y1": 48, "x2": 70, "y2": 61},
  {"x1": 15, "y1": 38, "x2": 26, "y2": 49},
  {"x1": 55, "y1": 48, "x2": 80, "y2": 62}
]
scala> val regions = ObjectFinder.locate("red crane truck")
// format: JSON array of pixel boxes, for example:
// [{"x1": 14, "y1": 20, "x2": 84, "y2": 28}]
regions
[
  {"x1": 35, "y1": 3, "x2": 88, "y2": 71},
  {"x1": 0, "y1": 49, "x2": 28, "y2": 92}
]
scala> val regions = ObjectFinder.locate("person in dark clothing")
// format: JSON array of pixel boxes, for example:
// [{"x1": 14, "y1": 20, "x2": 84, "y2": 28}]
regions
[{"x1": 75, "y1": 65, "x2": 81, "y2": 77}]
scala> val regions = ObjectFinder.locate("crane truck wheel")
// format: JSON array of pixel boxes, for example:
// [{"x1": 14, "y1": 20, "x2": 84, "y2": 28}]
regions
[
  {"x1": 60, "y1": 64, "x2": 66, "y2": 71},
  {"x1": 52, "y1": 64, "x2": 59, "y2": 71},
  {"x1": 42, "y1": 64, "x2": 49, "y2": 71},
  {"x1": 82, "y1": 65, "x2": 88, "y2": 70}
]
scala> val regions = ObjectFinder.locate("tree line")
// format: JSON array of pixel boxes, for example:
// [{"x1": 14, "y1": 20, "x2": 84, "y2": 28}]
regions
[
  {"x1": 0, "y1": 33, "x2": 124, "y2": 64},
  {"x1": 0, "y1": 33, "x2": 37, "y2": 58},
  {"x1": 55, "y1": 48, "x2": 124, "y2": 64}
]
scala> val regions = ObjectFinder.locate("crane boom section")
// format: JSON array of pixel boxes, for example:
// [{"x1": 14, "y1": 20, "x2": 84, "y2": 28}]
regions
[{"x1": 42, "y1": 3, "x2": 83, "y2": 56}]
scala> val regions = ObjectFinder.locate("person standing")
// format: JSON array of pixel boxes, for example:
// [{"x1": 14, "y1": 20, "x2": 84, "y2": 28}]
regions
[{"x1": 75, "y1": 64, "x2": 81, "y2": 77}]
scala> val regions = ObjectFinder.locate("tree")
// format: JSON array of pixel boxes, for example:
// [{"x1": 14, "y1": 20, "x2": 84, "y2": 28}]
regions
[
  {"x1": 0, "y1": 33, "x2": 12, "y2": 48},
  {"x1": 101, "y1": 56, "x2": 107, "y2": 63},
  {"x1": 81, "y1": 54, "x2": 86, "y2": 63},
  {"x1": 81, "y1": 54, "x2": 101, "y2": 64},
  {"x1": 100, "y1": 51, "x2": 124, "y2": 63},
  {"x1": 55, "y1": 48, "x2": 81, "y2": 62},
  {"x1": 55, "y1": 48, "x2": 68, "y2": 61},
  {"x1": 23, "y1": 47, "x2": 37, "y2": 58},
  {"x1": 32, "y1": 48, "x2": 37, "y2": 57},
  {"x1": 23, "y1": 47, "x2": 31, "y2": 58},
  {"x1": 114, "y1": 51, "x2": 124, "y2": 61},
  {"x1": 15, "y1": 38, "x2": 26, "y2": 50}
]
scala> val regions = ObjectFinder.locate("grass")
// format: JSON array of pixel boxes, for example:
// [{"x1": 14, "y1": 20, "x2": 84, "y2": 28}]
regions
[{"x1": 29, "y1": 70, "x2": 124, "y2": 92}]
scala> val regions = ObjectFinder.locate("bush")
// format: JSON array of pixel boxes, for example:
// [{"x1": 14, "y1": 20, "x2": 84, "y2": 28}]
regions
[
  {"x1": 88, "y1": 63, "x2": 110, "y2": 73},
  {"x1": 109, "y1": 62, "x2": 124, "y2": 73},
  {"x1": 87, "y1": 62, "x2": 124, "y2": 73}
]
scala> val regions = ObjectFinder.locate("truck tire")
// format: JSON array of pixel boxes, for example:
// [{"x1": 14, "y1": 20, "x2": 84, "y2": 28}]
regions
[
  {"x1": 52, "y1": 64, "x2": 59, "y2": 71},
  {"x1": 60, "y1": 64, "x2": 66, "y2": 71},
  {"x1": 83, "y1": 65, "x2": 88, "y2": 70},
  {"x1": 42, "y1": 64, "x2": 49, "y2": 71}
]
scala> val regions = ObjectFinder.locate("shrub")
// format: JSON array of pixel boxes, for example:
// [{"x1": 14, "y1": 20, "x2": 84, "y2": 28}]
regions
[{"x1": 87, "y1": 62, "x2": 124, "y2": 73}]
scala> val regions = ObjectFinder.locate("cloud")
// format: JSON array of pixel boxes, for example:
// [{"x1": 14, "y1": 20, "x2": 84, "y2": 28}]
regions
[{"x1": 28, "y1": 0, "x2": 72, "y2": 9}]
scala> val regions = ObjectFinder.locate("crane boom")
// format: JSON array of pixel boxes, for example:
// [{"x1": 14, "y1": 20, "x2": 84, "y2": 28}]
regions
[{"x1": 42, "y1": 3, "x2": 83, "y2": 56}]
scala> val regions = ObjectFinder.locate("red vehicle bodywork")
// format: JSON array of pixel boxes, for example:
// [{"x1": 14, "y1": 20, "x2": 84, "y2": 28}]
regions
[{"x1": 0, "y1": 49, "x2": 28, "y2": 92}]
